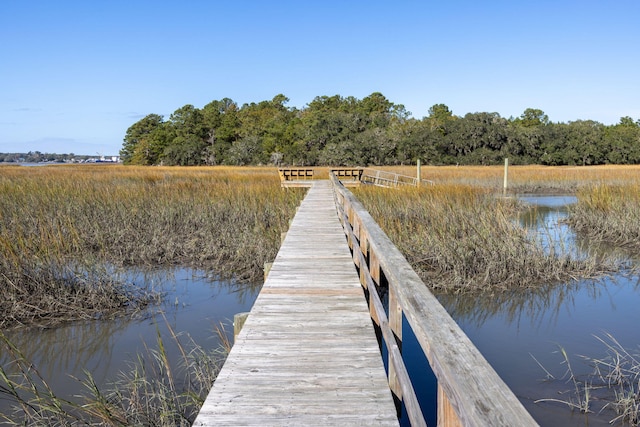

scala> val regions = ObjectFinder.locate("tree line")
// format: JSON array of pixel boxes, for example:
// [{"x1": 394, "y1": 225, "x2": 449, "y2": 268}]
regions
[
  {"x1": 121, "y1": 93, "x2": 640, "y2": 166},
  {"x1": 0, "y1": 151, "x2": 101, "y2": 164}
]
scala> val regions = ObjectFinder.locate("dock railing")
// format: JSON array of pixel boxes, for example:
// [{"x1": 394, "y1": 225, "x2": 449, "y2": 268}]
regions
[
  {"x1": 330, "y1": 167, "x2": 364, "y2": 181},
  {"x1": 330, "y1": 172, "x2": 538, "y2": 427},
  {"x1": 361, "y1": 168, "x2": 434, "y2": 187},
  {"x1": 278, "y1": 167, "x2": 314, "y2": 180},
  {"x1": 278, "y1": 167, "x2": 315, "y2": 188}
]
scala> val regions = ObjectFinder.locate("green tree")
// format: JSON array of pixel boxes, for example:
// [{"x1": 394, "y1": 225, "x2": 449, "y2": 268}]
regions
[
  {"x1": 237, "y1": 95, "x2": 294, "y2": 164},
  {"x1": 396, "y1": 119, "x2": 440, "y2": 164},
  {"x1": 502, "y1": 124, "x2": 545, "y2": 164},
  {"x1": 561, "y1": 120, "x2": 606, "y2": 165},
  {"x1": 428, "y1": 103, "x2": 454, "y2": 122},
  {"x1": 202, "y1": 98, "x2": 239, "y2": 165},
  {"x1": 358, "y1": 92, "x2": 393, "y2": 128},
  {"x1": 296, "y1": 95, "x2": 352, "y2": 164},
  {"x1": 604, "y1": 117, "x2": 640, "y2": 164},
  {"x1": 517, "y1": 108, "x2": 549, "y2": 127},
  {"x1": 129, "y1": 124, "x2": 171, "y2": 165},
  {"x1": 168, "y1": 104, "x2": 206, "y2": 139},
  {"x1": 425, "y1": 104, "x2": 456, "y2": 150},
  {"x1": 163, "y1": 105, "x2": 208, "y2": 165},
  {"x1": 440, "y1": 112, "x2": 508, "y2": 164},
  {"x1": 162, "y1": 135, "x2": 205, "y2": 166},
  {"x1": 121, "y1": 114, "x2": 164, "y2": 164},
  {"x1": 227, "y1": 135, "x2": 262, "y2": 165},
  {"x1": 618, "y1": 116, "x2": 636, "y2": 127}
]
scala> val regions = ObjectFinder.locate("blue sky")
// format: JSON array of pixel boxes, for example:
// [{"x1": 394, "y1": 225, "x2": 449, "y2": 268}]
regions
[{"x1": 1, "y1": 1, "x2": 639, "y2": 155}]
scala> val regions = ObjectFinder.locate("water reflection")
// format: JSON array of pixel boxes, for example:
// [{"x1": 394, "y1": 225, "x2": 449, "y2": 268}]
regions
[
  {"x1": 427, "y1": 195, "x2": 640, "y2": 427},
  {"x1": 519, "y1": 195, "x2": 577, "y2": 209},
  {"x1": 1, "y1": 318, "x2": 130, "y2": 380},
  {"x1": 435, "y1": 279, "x2": 606, "y2": 331},
  {"x1": 518, "y1": 195, "x2": 578, "y2": 257},
  {"x1": 0, "y1": 268, "x2": 260, "y2": 413}
]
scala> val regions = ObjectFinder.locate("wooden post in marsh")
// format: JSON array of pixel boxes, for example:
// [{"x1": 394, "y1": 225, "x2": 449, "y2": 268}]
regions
[
  {"x1": 503, "y1": 158, "x2": 509, "y2": 196},
  {"x1": 416, "y1": 159, "x2": 421, "y2": 187}
]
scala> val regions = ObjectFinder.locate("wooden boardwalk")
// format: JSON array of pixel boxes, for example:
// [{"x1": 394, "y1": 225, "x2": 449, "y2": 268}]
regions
[{"x1": 194, "y1": 181, "x2": 398, "y2": 426}]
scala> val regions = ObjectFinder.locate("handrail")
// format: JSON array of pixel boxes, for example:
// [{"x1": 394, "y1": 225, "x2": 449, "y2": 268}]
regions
[
  {"x1": 278, "y1": 167, "x2": 314, "y2": 181},
  {"x1": 362, "y1": 168, "x2": 417, "y2": 187},
  {"x1": 338, "y1": 195, "x2": 427, "y2": 427},
  {"x1": 330, "y1": 167, "x2": 364, "y2": 180},
  {"x1": 361, "y1": 168, "x2": 435, "y2": 187},
  {"x1": 329, "y1": 172, "x2": 538, "y2": 427}
]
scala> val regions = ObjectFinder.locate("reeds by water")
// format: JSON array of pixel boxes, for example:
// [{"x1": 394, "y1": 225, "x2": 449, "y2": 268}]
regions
[
  {"x1": 354, "y1": 166, "x2": 640, "y2": 423},
  {"x1": 535, "y1": 333, "x2": 640, "y2": 426},
  {"x1": 354, "y1": 183, "x2": 612, "y2": 292},
  {"x1": 0, "y1": 165, "x2": 304, "y2": 328},
  {"x1": 568, "y1": 184, "x2": 640, "y2": 251},
  {"x1": 373, "y1": 164, "x2": 640, "y2": 193},
  {"x1": 3, "y1": 163, "x2": 639, "y2": 425},
  {"x1": 0, "y1": 322, "x2": 228, "y2": 426}
]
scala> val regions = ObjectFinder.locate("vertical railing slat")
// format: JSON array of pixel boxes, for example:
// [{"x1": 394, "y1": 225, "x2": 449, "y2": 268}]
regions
[{"x1": 329, "y1": 172, "x2": 539, "y2": 427}]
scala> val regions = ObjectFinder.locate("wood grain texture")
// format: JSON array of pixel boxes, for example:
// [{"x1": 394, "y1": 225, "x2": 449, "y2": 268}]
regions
[
  {"x1": 194, "y1": 181, "x2": 398, "y2": 426},
  {"x1": 331, "y1": 175, "x2": 539, "y2": 427}
]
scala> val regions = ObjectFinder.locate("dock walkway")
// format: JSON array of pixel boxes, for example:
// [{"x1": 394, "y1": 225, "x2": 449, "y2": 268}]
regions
[{"x1": 194, "y1": 180, "x2": 398, "y2": 426}]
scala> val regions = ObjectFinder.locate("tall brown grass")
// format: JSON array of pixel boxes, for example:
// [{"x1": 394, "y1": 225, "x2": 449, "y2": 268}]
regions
[
  {"x1": 568, "y1": 184, "x2": 640, "y2": 251},
  {"x1": 362, "y1": 164, "x2": 640, "y2": 193},
  {"x1": 354, "y1": 183, "x2": 613, "y2": 293},
  {"x1": 0, "y1": 165, "x2": 304, "y2": 328}
]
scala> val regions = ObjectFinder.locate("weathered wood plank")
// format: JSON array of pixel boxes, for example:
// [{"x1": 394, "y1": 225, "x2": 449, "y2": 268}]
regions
[
  {"x1": 332, "y1": 176, "x2": 539, "y2": 426},
  {"x1": 194, "y1": 181, "x2": 398, "y2": 426}
]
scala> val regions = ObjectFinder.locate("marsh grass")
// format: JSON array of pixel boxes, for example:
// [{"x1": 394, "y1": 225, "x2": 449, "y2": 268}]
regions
[
  {"x1": 354, "y1": 184, "x2": 611, "y2": 292},
  {"x1": 0, "y1": 321, "x2": 229, "y2": 426},
  {"x1": 535, "y1": 333, "x2": 640, "y2": 426},
  {"x1": 568, "y1": 184, "x2": 640, "y2": 252},
  {"x1": 0, "y1": 165, "x2": 304, "y2": 328},
  {"x1": 367, "y1": 164, "x2": 640, "y2": 193}
]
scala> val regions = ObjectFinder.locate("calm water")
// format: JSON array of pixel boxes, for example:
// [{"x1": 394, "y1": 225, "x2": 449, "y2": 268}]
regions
[
  {"x1": 0, "y1": 269, "x2": 260, "y2": 415},
  {"x1": 400, "y1": 195, "x2": 640, "y2": 426},
  {"x1": 2, "y1": 196, "x2": 639, "y2": 425}
]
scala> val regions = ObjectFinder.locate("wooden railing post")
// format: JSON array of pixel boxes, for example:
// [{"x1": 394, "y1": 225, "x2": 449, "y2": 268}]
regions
[
  {"x1": 329, "y1": 171, "x2": 538, "y2": 427},
  {"x1": 438, "y1": 384, "x2": 463, "y2": 427},
  {"x1": 388, "y1": 283, "x2": 403, "y2": 400}
]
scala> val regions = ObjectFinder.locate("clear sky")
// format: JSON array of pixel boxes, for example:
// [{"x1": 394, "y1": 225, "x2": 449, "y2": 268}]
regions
[{"x1": 1, "y1": 1, "x2": 639, "y2": 155}]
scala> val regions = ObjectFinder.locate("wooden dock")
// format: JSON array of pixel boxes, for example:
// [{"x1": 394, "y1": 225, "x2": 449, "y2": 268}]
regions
[
  {"x1": 277, "y1": 167, "x2": 433, "y2": 189},
  {"x1": 193, "y1": 181, "x2": 398, "y2": 426}
]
